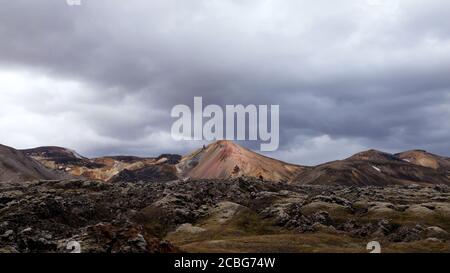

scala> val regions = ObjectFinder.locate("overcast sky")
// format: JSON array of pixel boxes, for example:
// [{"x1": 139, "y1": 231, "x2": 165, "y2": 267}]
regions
[{"x1": 1, "y1": 0, "x2": 450, "y2": 165}]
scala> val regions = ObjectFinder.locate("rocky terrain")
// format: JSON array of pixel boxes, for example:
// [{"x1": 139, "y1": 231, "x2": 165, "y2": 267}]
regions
[
  {"x1": 1, "y1": 141, "x2": 449, "y2": 253},
  {"x1": 0, "y1": 177, "x2": 448, "y2": 253},
  {"x1": 0, "y1": 179, "x2": 179, "y2": 253}
]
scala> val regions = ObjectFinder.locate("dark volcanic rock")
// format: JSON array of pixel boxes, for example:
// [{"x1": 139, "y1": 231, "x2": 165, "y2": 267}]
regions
[
  {"x1": 108, "y1": 164, "x2": 178, "y2": 183},
  {"x1": 0, "y1": 177, "x2": 449, "y2": 252},
  {"x1": 157, "y1": 154, "x2": 182, "y2": 165},
  {"x1": 58, "y1": 223, "x2": 179, "y2": 253}
]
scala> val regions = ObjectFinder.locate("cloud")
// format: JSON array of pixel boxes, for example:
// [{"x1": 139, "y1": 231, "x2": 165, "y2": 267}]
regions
[
  {"x1": 269, "y1": 135, "x2": 367, "y2": 166},
  {"x1": 0, "y1": 68, "x2": 203, "y2": 157},
  {"x1": 0, "y1": 0, "x2": 450, "y2": 163}
]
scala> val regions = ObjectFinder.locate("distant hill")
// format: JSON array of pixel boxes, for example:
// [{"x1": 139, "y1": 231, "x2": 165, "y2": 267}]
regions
[
  {"x1": 396, "y1": 150, "x2": 450, "y2": 171},
  {"x1": 294, "y1": 149, "x2": 450, "y2": 186},
  {"x1": 23, "y1": 146, "x2": 181, "y2": 182},
  {"x1": 0, "y1": 144, "x2": 62, "y2": 183}
]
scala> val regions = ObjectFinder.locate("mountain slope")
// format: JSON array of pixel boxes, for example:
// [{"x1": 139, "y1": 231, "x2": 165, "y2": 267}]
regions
[
  {"x1": 177, "y1": 140, "x2": 304, "y2": 182},
  {"x1": 22, "y1": 146, "x2": 95, "y2": 168},
  {"x1": 23, "y1": 146, "x2": 113, "y2": 180},
  {"x1": 0, "y1": 144, "x2": 61, "y2": 182},
  {"x1": 396, "y1": 150, "x2": 450, "y2": 172},
  {"x1": 294, "y1": 149, "x2": 450, "y2": 186},
  {"x1": 24, "y1": 146, "x2": 181, "y2": 182}
]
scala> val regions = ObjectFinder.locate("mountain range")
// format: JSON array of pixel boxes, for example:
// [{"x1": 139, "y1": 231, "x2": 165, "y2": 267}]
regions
[{"x1": 1, "y1": 140, "x2": 449, "y2": 186}]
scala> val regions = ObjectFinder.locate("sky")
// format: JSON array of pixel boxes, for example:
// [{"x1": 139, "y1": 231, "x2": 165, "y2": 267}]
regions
[{"x1": 1, "y1": 0, "x2": 450, "y2": 165}]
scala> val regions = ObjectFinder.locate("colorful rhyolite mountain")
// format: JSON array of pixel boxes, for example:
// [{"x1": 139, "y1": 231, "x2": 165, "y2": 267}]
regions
[{"x1": 177, "y1": 140, "x2": 304, "y2": 182}]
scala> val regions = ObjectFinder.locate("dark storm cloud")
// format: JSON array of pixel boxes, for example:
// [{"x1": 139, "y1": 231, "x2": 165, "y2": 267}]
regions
[{"x1": 0, "y1": 0, "x2": 449, "y2": 164}]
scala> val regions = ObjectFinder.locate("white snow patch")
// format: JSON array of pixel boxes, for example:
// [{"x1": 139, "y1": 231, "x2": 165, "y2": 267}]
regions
[
  {"x1": 68, "y1": 149, "x2": 84, "y2": 159},
  {"x1": 372, "y1": 166, "x2": 381, "y2": 172}
]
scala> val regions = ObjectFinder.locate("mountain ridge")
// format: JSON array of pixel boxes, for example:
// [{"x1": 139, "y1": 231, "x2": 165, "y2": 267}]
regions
[
  {"x1": 2, "y1": 141, "x2": 448, "y2": 186},
  {"x1": 0, "y1": 144, "x2": 63, "y2": 182}
]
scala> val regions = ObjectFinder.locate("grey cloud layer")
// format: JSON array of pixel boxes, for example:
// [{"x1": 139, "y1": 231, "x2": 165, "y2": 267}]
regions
[{"x1": 0, "y1": 0, "x2": 449, "y2": 165}]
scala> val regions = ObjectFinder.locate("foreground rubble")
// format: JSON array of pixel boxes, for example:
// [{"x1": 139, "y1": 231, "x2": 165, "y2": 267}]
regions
[{"x1": 0, "y1": 178, "x2": 449, "y2": 253}]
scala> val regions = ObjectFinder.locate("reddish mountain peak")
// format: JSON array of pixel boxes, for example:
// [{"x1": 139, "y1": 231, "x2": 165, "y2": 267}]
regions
[{"x1": 177, "y1": 140, "x2": 304, "y2": 182}]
